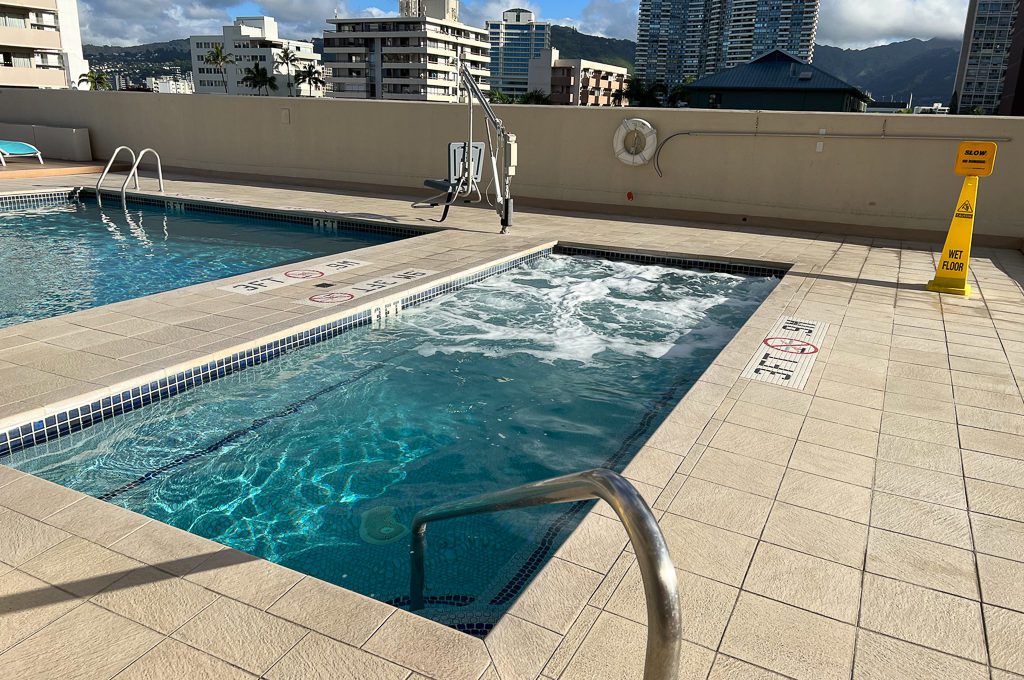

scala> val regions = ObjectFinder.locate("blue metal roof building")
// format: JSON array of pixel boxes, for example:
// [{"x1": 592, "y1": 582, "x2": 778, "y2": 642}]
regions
[{"x1": 680, "y1": 50, "x2": 872, "y2": 112}]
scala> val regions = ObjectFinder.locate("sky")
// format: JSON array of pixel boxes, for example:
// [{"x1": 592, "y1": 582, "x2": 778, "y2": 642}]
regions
[{"x1": 78, "y1": 0, "x2": 971, "y2": 48}]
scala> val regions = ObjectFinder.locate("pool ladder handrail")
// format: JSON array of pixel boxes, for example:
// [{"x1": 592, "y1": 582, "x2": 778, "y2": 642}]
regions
[
  {"x1": 408, "y1": 468, "x2": 681, "y2": 680},
  {"x1": 95, "y1": 146, "x2": 165, "y2": 209}
]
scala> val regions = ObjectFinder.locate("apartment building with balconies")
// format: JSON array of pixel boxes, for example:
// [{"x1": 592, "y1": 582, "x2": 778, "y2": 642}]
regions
[
  {"x1": 0, "y1": 0, "x2": 88, "y2": 89},
  {"x1": 527, "y1": 47, "x2": 627, "y2": 106},
  {"x1": 190, "y1": 17, "x2": 321, "y2": 96},
  {"x1": 323, "y1": 6, "x2": 489, "y2": 102}
]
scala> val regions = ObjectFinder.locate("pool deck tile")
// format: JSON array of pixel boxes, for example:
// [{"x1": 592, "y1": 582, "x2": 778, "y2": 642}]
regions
[{"x1": 1, "y1": 173, "x2": 1024, "y2": 678}]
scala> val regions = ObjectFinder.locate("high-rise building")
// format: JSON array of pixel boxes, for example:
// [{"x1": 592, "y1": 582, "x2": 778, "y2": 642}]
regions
[
  {"x1": 323, "y1": 13, "x2": 489, "y2": 101},
  {"x1": 635, "y1": 0, "x2": 819, "y2": 88},
  {"x1": 998, "y1": 7, "x2": 1024, "y2": 114},
  {"x1": 399, "y1": 0, "x2": 459, "y2": 22},
  {"x1": 527, "y1": 47, "x2": 627, "y2": 106},
  {"x1": 0, "y1": 0, "x2": 89, "y2": 89},
  {"x1": 146, "y1": 75, "x2": 194, "y2": 94},
  {"x1": 952, "y1": 0, "x2": 1020, "y2": 114},
  {"x1": 190, "y1": 17, "x2": 321, "y2": 96},
  {"x1": 486, "y1": 8, "x2": 550, "y2": 98}
]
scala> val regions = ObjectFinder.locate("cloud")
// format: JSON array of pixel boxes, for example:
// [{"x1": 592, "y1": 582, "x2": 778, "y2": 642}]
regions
[{"x1": 816, "y1": 0, "x2": 969, "y2": 47}]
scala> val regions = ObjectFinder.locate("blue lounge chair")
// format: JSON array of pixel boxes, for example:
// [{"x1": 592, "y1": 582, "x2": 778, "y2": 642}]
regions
[{"x1": 0, "y1": 141, "x2": 44, "y2": 167}]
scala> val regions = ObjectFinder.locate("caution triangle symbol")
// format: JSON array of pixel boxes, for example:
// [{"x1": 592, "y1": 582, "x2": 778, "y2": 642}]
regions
[{"x1": 958, "y1": 200, "x2": 974, "y2": 214}]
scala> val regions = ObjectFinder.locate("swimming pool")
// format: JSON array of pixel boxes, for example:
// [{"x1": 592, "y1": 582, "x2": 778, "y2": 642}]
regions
[
  {"x1": 0, "y1": 197, "x2": 404, "y2": 328},
  {"x1": 4, "y1": 255, "x2": 777, "y2": 632}
]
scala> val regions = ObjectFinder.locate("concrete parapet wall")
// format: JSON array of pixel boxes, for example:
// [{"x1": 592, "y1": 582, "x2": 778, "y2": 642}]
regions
[{"x1": 1, "y1": 89, "x2": 1021, "y2": 242}]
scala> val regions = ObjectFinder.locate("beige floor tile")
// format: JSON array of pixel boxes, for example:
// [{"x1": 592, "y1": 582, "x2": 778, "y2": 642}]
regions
[
  {"x1": 725, "y1": 401, "x2": 805, "y2": 439},
  {"x1": 172, "y1": 597, "x2": 306, "y2": 675},
  {"x1": 606, "y1": 563, "x2": 737, "y2": 648},
  {"x1": 267, "y1": 576, "x2": 395, "y2": 647},
  {"x1": 560, "y1": 610, "x2": 714, "y2": 680},
  {"x1": 265, "y1": 631, "x2": 409, "y2": 680},
  {"x1": 658, "y1": 513, "x2": 757, "y2": 587},
  {"x1": 958, "y1": 405, "x2": 1024, "y2": 437},
  {"x1": 0, "y1": 473, "x2": 83, "y2": 519},
  {"x1": 967, "y1": 478, "x2": 1024, "y2": 522},
  {"x1": 720, "y1": 592, "x2": 856, "y2": 680},
  {"x1": 0, "y1": 464, "x2": 25, "y2": 488},
  {"x1": 44, "y1": 497, "x2": 150, "y2": 547},
  {"x1": 971, "y1": 512, "x2": 1024, "y2": 561},
  {"x1": 986, "y1": 605, "x2": 1024, "y2": 675},
  {"x1": 643, "y1": 418, "x2": 703, "y2": 456},
  {"x1": 954, "y1": 386, "x2": 1024, "y2": 415},
  {"x1": 114, "y1": 638, "x2": 256, "y2": 679},
  {"x1": 0, "y1": 602, "x2": 162, "y2": 680},
  {"x1": 885, "y1": 375, "x2": 954, "y2": 402},
  {"x1": 110, "y1": 520, "x2": 223, "y2": 576},
  {"x1": 871, "y1": 492, "x2": 972, "y2": 549},
  {"x1": 762, "y1": 501, "x2": 868, "y2": 568},
  {"x1": 0, "y1": 509, "x2": 70, "y2": 566},
  {"x1": 859, "y1": 574, "x2": 986, "y2": 663},
  {"x1": 951, "y1": 370, "x2": 1020, "y2": 395},
  {"x1": 799, "y1": 417, "x2": 879, "y2": 457},
  {"x1": 808, "y1": 397, "x2": 882, "y2": 432},
  {"x1": 814, "y1": 379, "x2": 884, "y2": 409},
  {"x1": 865, "y1": 528, "x2": 978, "y2": 599},
  {"x1": 959, "y1": 426, "x2": 1024, "y2": 460},
  {"x1": 777, "y1": 469, "x2": 871, "y2": 523},
  {"x1": 884, "y1": 393, "x2": 956, "y2": 423},
  {"x1": 183, "y1": 547, "x2": 303, "y2": 610},
  {"x1": 874, "y1": 461, "x2": 966, "y2": 509},
  {"x1": 20, "y1": 536, "x2": 143, "y2": 598},
  {"x1": 363, "y1": 609, "x2": 491, "y2": 680},
  {"x1": 739, "y1": 382, "x2": 813, "y2": 414},
  {"x1": 886, "y1": 361, "x2": 950, "y2": 385},
  {"x1": 880, "y1": 413, "x2": 959, "y2": 447},
  {"x1": 978, "y1": 554, "x2": 1024, "y2": 611},
  {"x1": 540, "y1": 605, "x2": 600, "y2": 679},
  {"x1": 689, "y1": 447, "x2": 786, "y2": 498},
  {"x1": 743, "y1": 542, "x2": 861, "y2": 623},
  {"x1": 852, "y1": 630, "x2": 988, "y2": 680},
  {"x1": 621, "y1": 445, "x2": 682, "y2": 488},
  {"x1": 962, "y1": 449, "x2": 1024, "y2": 487},
  {"x1": 554, "y1": 510, "x2": 628, "y2": 573},
  {"x1": 667, "y1": 477, "x2": 773, "y2": 537},
  {"x1": 507, "y1": 557, "x2": 602, "y2": 635},
  {"x1": 788, "y1": 441, "x2": 875, "y2": 487},
  {"x1": 821, "y1": 362, "x2": 887, "y2": 391},
  {"x1": 91, "y1": 564, "x2": 218, "y2": 634},
  {"x1": 484, "y1": 614, "x2": 561, "y2": 680},
  {"x1": 706, "y1": 421, "x2": 795, "y2": 465},
  {"x1": 877, "y1": 435, "x2": 962, "y2": 474},
  {"x1": 708, "y1": 654, "x2": 790, "y2": 679},
  {"x1": 0, "y1": 569, "x2": 83, "y2": 652}
]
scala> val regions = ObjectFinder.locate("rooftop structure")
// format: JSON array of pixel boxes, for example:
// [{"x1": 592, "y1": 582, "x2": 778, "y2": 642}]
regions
[
  {"x1": 190, "y1": 17, "x2": 321, "y2": 96},
  {"x1": 145, "y1": 74, "x2": 194, "y2": 95},
  {"x1": 635, "y1": 0, "x2": 820, "y2": 88},
  {"x1": 998, "y1": 8, "x2": 1024, "y2": 115},
  {"x1": 399, "y1": 0, "x2": 459, "y2": 22},
  {"x1": 680, "y1": 49, "x2": 870, "y2": 112},
  {"x1": 0, "y1": 0, "x2": 88, "y2": 89},
  {"x1": 486, "y1": 8, "x2": 551, "y2": 98},
  {"x1": 527, "y1": 47, "x2": 627, "y2": 106},
  {"x1": 323, "y1": 15, "x2": 489, "y2": 101},
  {"x1": 952, "y1": 0, "x2": 1020, "y2": 114}
]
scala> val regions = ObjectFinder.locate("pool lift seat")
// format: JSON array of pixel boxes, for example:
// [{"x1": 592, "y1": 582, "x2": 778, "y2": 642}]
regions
[{"x1": 412, "y1": 57, "x2": 518, "y2": 234}]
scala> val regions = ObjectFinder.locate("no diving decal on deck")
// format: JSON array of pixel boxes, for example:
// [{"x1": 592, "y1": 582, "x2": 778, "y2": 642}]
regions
[
  {"x1": 297, "y1": 269, "x2": 440, "y2": 307},
  {"x1": 740, "y1": 317, "x2": 829, "y2": 390},
  {"x1": 219, "y1": 258, "x2": 370, "y2": 295}
]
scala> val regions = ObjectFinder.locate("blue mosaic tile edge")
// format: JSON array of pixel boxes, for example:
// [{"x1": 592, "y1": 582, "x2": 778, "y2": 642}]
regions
[
  {"x1": 555, "y1": 244, "x2": 789, "y2": 278},
  {"x1": 0, "y1": 249, "x2": 550, "y2": 459},
  {"x1": 0, "y1": 190, "x2": 78, "y2": 212},
  {"x1": 85, "y1": 188, "x2": 431, "y2": 240}
]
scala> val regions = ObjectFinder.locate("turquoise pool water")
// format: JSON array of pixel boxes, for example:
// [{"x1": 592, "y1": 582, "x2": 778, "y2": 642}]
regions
[
  {"x1": 5, "y1": 255, "x2": 777, "y2": 633},
  {"x1": 0, "y1": 200, "x2": 401, "y2": 328}
]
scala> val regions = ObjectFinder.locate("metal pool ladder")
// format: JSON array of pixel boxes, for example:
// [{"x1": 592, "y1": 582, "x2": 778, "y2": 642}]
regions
[
  {"x1": 408, "y1": 468, "x2": 682, "y2": 680},
  {"x1": 95, "y1": 146, "x2": 165, "y2": 209}
]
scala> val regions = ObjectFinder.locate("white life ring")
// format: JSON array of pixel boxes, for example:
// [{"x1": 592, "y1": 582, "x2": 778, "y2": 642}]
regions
[{"x1": 613, "y1": 118, "x2": 658, "y2": 166}]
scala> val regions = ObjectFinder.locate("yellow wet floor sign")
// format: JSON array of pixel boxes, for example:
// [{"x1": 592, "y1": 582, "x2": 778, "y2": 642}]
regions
[{"x1": 928, "y1": 141, "x2": 998, "y2": 297}]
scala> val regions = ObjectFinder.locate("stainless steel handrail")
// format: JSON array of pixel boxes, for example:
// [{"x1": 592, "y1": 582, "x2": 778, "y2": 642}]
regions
[
  {"x1": 95, "y1": 146, "x2": 138, "y2": 207},
  {"x1": 409, "y1": 468, "x2": 681, "y2": 680},
  {"x1": 120, "y1": 148, "x2": 164, "y2": 210}
]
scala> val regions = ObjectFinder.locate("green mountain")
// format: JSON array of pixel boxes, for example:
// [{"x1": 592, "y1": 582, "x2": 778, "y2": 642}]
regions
[
  {"x1": 549, "y1": 25, "x2": 635, "y2": 70},
  {"x1": 813, "y1": 38, "x2": 961, "y2": 105}
]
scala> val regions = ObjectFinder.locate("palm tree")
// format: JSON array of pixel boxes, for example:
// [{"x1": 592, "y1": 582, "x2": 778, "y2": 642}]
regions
[
  {"x1": 488, "y1": 90, "x2": 515, "y2": 104},
  {"x1": 241, "y1": 64, "x2": 278, "y2": 96},
  {"x1": 203, "y1": 43, "x2": 235, "y2": 94},
  {"x1": 621, "y1": 76, "x2": 666, "y2": 107},
  {"x1": 77, "y1": 70, "x2": 111, "y2": 91},
  {"x1": 274, "y1": 47, "x2": 300, "y2": 97},
  {"x1": 294, "y1": 63, "x2": 325, "y2": 97},
  {"x1": 518, "y1": 90, "x2": 552, "y2": 105}
]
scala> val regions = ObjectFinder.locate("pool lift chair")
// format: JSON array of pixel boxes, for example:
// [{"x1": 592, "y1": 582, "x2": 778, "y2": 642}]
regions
[{"x1": 412, "y1": 57, "x2": 518, "y2": 234}]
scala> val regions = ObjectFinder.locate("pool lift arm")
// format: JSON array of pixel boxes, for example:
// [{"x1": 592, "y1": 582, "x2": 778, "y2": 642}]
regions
[{"x1": 412, "y1": 58, "x2": 517, "y2": 233}]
